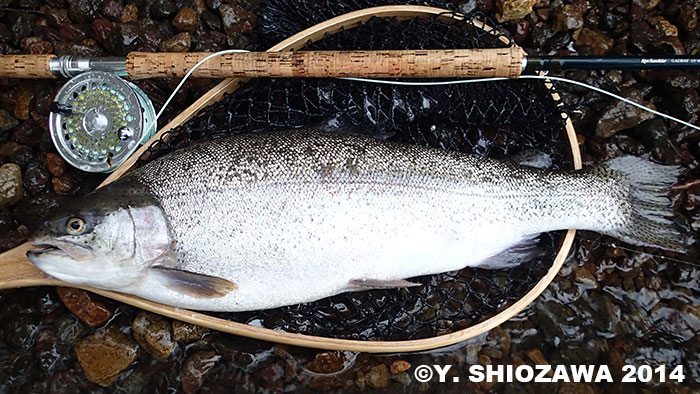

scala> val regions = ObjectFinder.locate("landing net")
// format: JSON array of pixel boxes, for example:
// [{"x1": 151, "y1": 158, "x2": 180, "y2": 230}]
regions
[{"x1": 141, "y1": 2, "x2": 572, "y2": 341}]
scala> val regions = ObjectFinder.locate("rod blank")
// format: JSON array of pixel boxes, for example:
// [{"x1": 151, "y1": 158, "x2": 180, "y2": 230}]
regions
[{"x1": 525, "y1": 56, "x2": 700, "y2": 72}]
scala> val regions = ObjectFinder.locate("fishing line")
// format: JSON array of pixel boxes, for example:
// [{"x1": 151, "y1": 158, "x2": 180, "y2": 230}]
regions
[
  {"x1": 570, "y1": 232, "x2": 699, "y2": 267},
  {"x1": 156, "y1": 51, "x2": 700, "y2": 269},
  {"x1": 614, "y1": 246, "x2": 699, "y2": 267},
  {"x1": 673, "y1": 179, "x2": 700, "y2": 190},
  {"x1": 339, "y1": 75, "x2": 700, "y2": 133},
  {"x1": 155, "y1": 50, "x2": 700, "y2": 133},
  {"x1": 155, "y1": 49, "x2": 252, "y2": 122}
]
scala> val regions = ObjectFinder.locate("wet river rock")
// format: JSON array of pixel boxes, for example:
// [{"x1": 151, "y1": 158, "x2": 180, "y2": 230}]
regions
[
  {"x1": 131, "y1": 311, "x2": 175, "y2": 359},
  {"x1": 100, "y1": 0, "x2": 123, "y2": 22},
  {"x1": 172, "y1": 320, "x2": 210, "y2": 343},
  {"x1": 4, "y1": 314, "x2": 41, "y2": 351},
  {"x1": 575, "y1": 27, "x2": 614, "y2": 56},
  {"x1": 390, "y1": 360, "x2": 411, "y2": 374},
  {"x1": 159, "y1": 32, "x2": 191, "y2": 52},
  {"x1": 633, "y1": 118, "x2": 668, "y2": 150},
  {"x1": 172, "y1": 8, "x2": 199, "y2": 33},
  {"x1": 0, "y1": 163, "x2": 23, "y2": 208},
  {"x1": 90, "y1": 18, "x2": 114, "y2": 46},
  {"x1": 219, "y1": 3, "x2": 255, "y2": 37},
  {"x1": 305, "y1": 351, "x2": 347, "y2": 374},
  {"x1": 51, "y1": 174, "x2": 75, "y2": 194},
  {"x1": 595, "y1": 88, "x2": 656, "y2": 138},
  {"x1": 181, "y1": 350, "x2": 221, "y2": 393},
  {"x1": 53, "y1": 313, "x2": 89, "y2": 344},
  {"x1": 13, "y1": 82, "x2": 34, "y2": 121},
  {"x1": 56, "y1": 287, "x2": 115, "y2": 327},
  {"x1": 73, "y1": 326, "x2": 139, "y2": 387},
  {"x1": 552, "y1": 3, "x2": 584, "y2": 32},
  {"x1": 45, "y1": 153, "x2": 66, "y2": 177},
  {"x1": 23, "y1": 161, "x2": 50, "y2": 195},
  {"x1": 366, "y1": 363, "x2": 391, "y2": 389},
  {"x1": 120, "y1": 3, "x2": 138, "y2": 24},
  {"x1": 150, "y1": 0, "x2": 177, "y2": 20},
  {"x1": 0, "y1": 109, "x2": 19, "y2": 134},
  {"x1": 68, "y1": 0, "x2": 100, "y2": 24},
  {"x1": 495, "y1": 0, "x2": 535, "y2": 22}
]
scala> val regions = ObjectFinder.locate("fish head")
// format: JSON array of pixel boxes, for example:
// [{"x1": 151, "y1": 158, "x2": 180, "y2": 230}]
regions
[{"x1": 27, "y1": 180, "x2": 171, "y2": 290}]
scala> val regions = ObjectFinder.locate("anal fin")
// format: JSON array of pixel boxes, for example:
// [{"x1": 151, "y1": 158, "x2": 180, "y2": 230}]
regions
[
  {"x1": 476, "y1": 234, "x2": 545, "y2": 269},
  {"x1": 151, "y1": 266, "x2": 237, "y2": 298},
  {"x1": 346, "y1": 278, "x2": 421, "y2": 291}
]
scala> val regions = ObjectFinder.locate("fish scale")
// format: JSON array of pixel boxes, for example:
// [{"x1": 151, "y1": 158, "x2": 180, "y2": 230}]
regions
[{"x1": 28, "y1": 130, "x2": 684, "y2": 312}]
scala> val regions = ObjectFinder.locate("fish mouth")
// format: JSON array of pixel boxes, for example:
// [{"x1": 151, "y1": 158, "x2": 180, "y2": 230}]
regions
[
  {"x1": 26, "y1": 240, "x2": 100, "y2": 285},
  {"x1": 28, "y1": 238, "x2": 94, "y2": 261}
]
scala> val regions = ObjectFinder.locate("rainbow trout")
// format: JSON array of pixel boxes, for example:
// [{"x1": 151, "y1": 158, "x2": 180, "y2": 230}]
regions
[{"x1": 27, "y1": 131, "x2": 684, "y2": 311}]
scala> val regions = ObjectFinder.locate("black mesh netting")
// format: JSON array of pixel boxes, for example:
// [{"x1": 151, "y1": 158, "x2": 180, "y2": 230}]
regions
[{"x1": 139, "y1": 3, "x2": 574, "y2": 341}]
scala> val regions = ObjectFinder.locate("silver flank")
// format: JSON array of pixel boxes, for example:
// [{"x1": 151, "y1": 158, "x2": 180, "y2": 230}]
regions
[
  {"x1": 129, "y1": 131, "x2": 627, "y2": 311},
  {"x1": 28, "y1": 131, "x2": 682, "y2": 312}
]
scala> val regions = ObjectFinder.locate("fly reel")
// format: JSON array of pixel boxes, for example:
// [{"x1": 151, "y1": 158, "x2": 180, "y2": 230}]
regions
[{"x1": 48, "y1": 71, "x2": 156, "y2": 173}]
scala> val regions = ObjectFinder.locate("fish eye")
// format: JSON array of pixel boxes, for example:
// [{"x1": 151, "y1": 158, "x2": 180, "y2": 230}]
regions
[{"x1": 66, "y1": 218, "x2": 86, "y2": 235}]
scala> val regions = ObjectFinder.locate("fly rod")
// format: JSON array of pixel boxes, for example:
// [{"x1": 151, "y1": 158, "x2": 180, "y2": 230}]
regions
[{"x1": 1, "y1": 50, "x2": 700, "y2": 80}]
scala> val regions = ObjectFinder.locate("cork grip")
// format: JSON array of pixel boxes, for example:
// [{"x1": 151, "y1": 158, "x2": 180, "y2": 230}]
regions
[
  {"x1": 0, "y1": 55, "x2": 56, "y2": 79},
  {"x1": 126, "y1": 48, "x2": 525, "y2": 80}
]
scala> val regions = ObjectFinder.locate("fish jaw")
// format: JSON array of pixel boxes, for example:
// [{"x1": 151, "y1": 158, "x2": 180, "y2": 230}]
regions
[
  {"x1": 27, "y1": 246, "x2": 99, "y2": 285},
  {"x1": 27, "y1": 239, "x2": 145, "y2": 290},
  {"x1": 29, "y1": 237, "x2": 95, "y2": 261}
]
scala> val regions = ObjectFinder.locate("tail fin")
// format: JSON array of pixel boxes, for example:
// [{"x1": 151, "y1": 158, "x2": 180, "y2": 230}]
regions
[{"x1": 600, "y1": 156, "x2": 685, "y2": 252}]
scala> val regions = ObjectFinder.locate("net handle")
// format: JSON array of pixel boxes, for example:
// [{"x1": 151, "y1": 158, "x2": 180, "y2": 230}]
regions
[{"x1": 106, "y1": 5, "x2": 578, "y2": 352}]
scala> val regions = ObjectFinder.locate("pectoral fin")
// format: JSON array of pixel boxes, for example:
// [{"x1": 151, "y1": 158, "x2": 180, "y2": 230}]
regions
[
  {"x1": 346, "y1": 278, "x2": 421, "y2": 291},
  {"x1": 151, "y1": 266, "x2": 237, "y2": 298}
]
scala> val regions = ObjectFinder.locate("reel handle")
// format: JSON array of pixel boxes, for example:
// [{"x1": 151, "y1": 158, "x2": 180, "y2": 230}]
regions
[{"x1": 126, "y1": 48, "x2": 525, "y2": 79}]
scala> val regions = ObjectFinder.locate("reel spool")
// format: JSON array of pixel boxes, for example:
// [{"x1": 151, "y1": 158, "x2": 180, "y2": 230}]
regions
[{"x1": 48, "y1": 71, "x2": 156, "y2": 173}]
